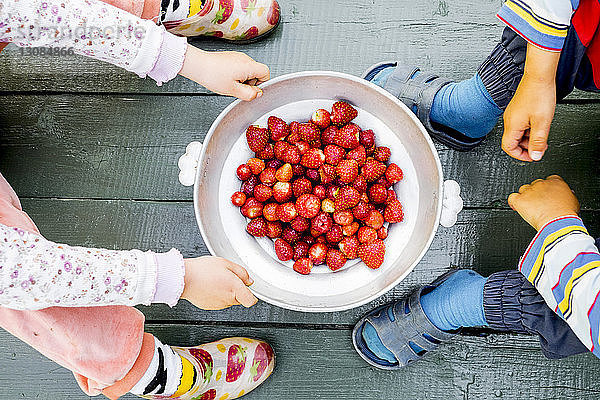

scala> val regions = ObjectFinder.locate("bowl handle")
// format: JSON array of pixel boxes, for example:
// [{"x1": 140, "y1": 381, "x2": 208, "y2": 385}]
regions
[
  {"x1": 440, "y1": 180, "x2": 463, "y2": 228},
  {"x1": 177, "y1": 141, "x2": 203, "y2": 186}
]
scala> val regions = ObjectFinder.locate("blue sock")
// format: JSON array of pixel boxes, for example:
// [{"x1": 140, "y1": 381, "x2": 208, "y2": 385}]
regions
[
  {"x1": 361, "y1": 269, "x2": 488, "y2": 363},
  {"x1": 369, "y1": 67, "x2": 502, "y2": 138}
]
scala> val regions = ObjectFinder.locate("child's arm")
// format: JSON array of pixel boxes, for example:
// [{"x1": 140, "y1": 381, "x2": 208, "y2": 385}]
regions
[
  {"x1": 509, "y1": 176, "x2": 600, "y2": 356},
  {"x1": 496, "y1": 0, "x2": 573, "y2": 162},
  {"x1": 0, "y1": 223, "x2": 256, "y2": 310},
  {"x1": 0, "y1": 0, "x2": 268, "y2": 100}
]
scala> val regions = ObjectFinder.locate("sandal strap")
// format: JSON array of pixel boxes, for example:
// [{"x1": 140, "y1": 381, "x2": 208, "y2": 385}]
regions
[{"x1": 364, "y1": 289, "x2": 457, "y2": 367}]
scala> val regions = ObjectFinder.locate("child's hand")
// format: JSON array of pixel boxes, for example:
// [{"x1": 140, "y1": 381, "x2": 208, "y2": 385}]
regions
[
  {"x1": 501, "y1": 43, "x2": 560, "y2": 162},
  {"x1": 181, "y1": 256, "x2": 258, "y2": 310},
  {"x1": 179, "y1": 45, "x2": 269, "y2": 102},
  {"x1": 508, "y1": 175, "x2": 580, "y2": 231}
]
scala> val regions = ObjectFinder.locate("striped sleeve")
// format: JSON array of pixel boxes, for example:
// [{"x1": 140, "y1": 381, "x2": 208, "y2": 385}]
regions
[
  {"x1": 497, "y1": 0, "x2": 574, "y2": 51},
  {"x1": 519, "y1": 216, "x2": 600, "y2": 356}
]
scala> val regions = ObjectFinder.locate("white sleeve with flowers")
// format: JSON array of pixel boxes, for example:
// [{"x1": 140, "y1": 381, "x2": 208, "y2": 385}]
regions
[
  {"x1": 0, "y1": 223, "x2": 159, "y2": 310},
  {"x1": 0, "y1": 0, "x2": 174, "y2": 79}
]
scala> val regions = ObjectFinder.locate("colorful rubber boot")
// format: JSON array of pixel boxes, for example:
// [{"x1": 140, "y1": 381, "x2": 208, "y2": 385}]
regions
[
  {"x1": 133, "y1": 337, "x2": 275, "y2": 400},
  {"x1": 163, "y1": 0, "x2": 281, "y2": 42}
]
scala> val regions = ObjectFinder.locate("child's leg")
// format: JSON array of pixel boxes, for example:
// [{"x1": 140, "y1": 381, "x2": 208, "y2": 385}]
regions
[
  {"x1": 368, "y1": 28, "x2": 527, "y2": 140},
  {"x1": 356, "y1": 269, "x2": 587, "y2": 367}
]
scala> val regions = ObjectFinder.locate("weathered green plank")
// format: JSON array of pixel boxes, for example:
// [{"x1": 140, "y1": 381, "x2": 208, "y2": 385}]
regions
[
  {"x1": 1, "y1": 96, "x2": 599, "y2": 208},
  {"x1": 18, "y1": 198, "x2": 600, "y2": 324},
  {"x1": 1, "y1": 324, "x2": 599, "y2": 399}
]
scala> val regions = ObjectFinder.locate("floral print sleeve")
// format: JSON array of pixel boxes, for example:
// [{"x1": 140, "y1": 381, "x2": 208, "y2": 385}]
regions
[
  {"x1": 0, "y1": 0, "x2": 187, "y2": 84},
  {"x1": 0, "y1": 223, "x2": 185, "y2": 310}
]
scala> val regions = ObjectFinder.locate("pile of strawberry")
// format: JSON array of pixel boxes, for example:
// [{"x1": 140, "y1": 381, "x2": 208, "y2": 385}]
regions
[{"x1": 230, "y1": 101, "x2": 404, "y2": 275}]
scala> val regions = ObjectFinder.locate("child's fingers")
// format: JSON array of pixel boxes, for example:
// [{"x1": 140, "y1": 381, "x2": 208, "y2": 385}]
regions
[
  {"x1": 232, "y1": 82, "x2": 264, "y2": 101},
  {"x1": 528, "y1": 120, "x2": 550, "y2": 161},
  {"x1": 507, "y1": 192, "x2": 519, "y2": 210},
  {"x1": 248, "y1": 61, "x2": 270, "y2": 83},
  {"x1": 235, "y1": 284, "x2": 258, "y2": 308},
  {"x1": 501, "y1": 129, "x2": 533, "y2": 162},
  {"x1": 227, "y1": 262, "x2": 254, "y2": 286}
]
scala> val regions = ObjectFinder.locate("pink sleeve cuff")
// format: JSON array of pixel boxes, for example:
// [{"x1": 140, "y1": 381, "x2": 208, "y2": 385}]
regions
[
  {"x1": 152, "y1": 248, "x2": 185, "y2": 307},
  {"x1": 147, "y1": 31, "x2": 188, "y2": 86}
]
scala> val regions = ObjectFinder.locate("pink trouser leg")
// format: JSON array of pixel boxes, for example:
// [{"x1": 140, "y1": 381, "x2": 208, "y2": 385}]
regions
[
  {"x1": 0, "y1": 173, "x2": 153, "y2": 399},
  {"x1": 98, "y1": 0, "x2": 161, "y2": 20}
]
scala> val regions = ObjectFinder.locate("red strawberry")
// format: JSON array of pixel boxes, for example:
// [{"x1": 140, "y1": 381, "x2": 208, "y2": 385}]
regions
[
  {"x1": 241, "y1": 176, "x2": 257, "y2": 196},
  {"x1": 204, "y1": 30, "x2": 224, "y2": 38},
  {"x1": 275, "y1": 163, "x2": 293, "y2": 182},
  {"x1": 335, "y1": 159, "x2": 359, "y2": 183},
  {"x1": 333, "y1": 210, "x2": 353, "y2": 226},
  {"x1": 226, "y1": 344, "x2": 246, "y2": 382},
  {"x1": 237, "y1": 164, "x2": 252, "y2": 181},
  {"x1": 189, "y1": 348, "x2": 214, "y2": 385},
  {"x1": 358, "y1": 226, "x2": 378, "y2": 243},
  {"x1": 273, "y1": 182, "x2": 292, "y2": 203},
  {"x1": 321, "y1": 126, "x2": 338, "y2": 145},
  {"x1": 259, "y1": 167, "x2": 277, "y2": 185},
  {"x1": 365, "y1": 209, "x2": 384, "y2": 229},
  {"x1": 334, "y1": 123, "x2": 360, "y2": 149},
  {"x1": 247, "y1": 158, "x2": 265, "y2": 175},
  {"x1": 347, "y1": 145, "x2": 366, "y2": 166},
  {"x1": 287, "y1": 132, "x2": 300, "y2": 145},
  {"x1": 291, "y1": 216, "x2": 310, "y2": 232},
  {"x1": 376, "y1": 176, "x2": 392, "y2": 189},
  {"x1": 293, "y1": 258, "x2": 313, "y2": 274},
  {"x1": 353, "y1": 175, "x2": 368, "y2": 193},
  {"x1": 238, "y1": 26, "x2": 259, "y2": 40},
  {"x1": 386, "y1": 189, "x2": 398, "y2": 204},
  {"x1": 319, "y1": 164, "x2": 336, "y2": 185},
  {"x1": 247, "y1": 218, "x2": 267, "y2": 237},
  {"x1": 196, "y1": 0, "x2": 214, "y2": 17},
  {"x1": 268, "y1": 116, "x2": 289, "y2": 141},
  {"x1": 282, "y1": 227, "x2": 300, "y2": 244},
  {"x1": 373, "y1": 146, "x2": 391, "y2": 163},
  {"x1": 198, "y1": 389, "x2": 216, "y2": 400},
  {"x1": 339, "y1": 235, "x2": 359, "y2": 259},
  {"x1": 352, "y1": 201, "x2": 371, "y2": 220},
  {"x1": 311, "y1": 212, "x2": 333, "y2": 235},
  {"x1": 315, "y1": 234, "x2": 327, "y2": 243},
  {"x1": 250, "y1": 342, "x2": 274, "y2": 383},
  {"x1": 274, "y1": 239, "x2": 293, "y2": 261},
  {"x1": 289, "y1": 121, "x2": 300, "y2": 136},
  {"x1": 311, "y1": 109, "x2": 331, "y2": 129},
  {"x1": 241, "y1": 198, "x2": 263, "y2": 218},
  {"x1": 293, "y1": 241, "x2": 310, "y2": 260},
  {"x1": 298, "y1": 122, "x2": 321, "y2": 143},
  {"x1": 292, "y1": 164, "x2": 305, "y2": 177},
  {"x1": 331, "y1": 101, "x2": 358, "y2": 126},
  {"x1": 292, "y1": 177, "x2": 312, "y2": 197},
  {"x1": 308, "y1": 243, "x2": 328, "y2": 265},
  {"x1": 361, "y1": 159, "x2": 386, "y2": 182},
  {"x1": 326, "y1": 224, "x2": 343, "y2": 243},
  {"x1": 281, "y1": 146, "x2": 301, "y2": 165},
  {"x1": 321, "y1": 198, "x2": 335, "y2": 213},
  {"x1": 368, "y1": 183, "x2": 388, "y2": 204},
  {"x1": 301, "y1": 148, "x2": 325, "y2": 169},
  {"x1": 276, "y1": 202, "x2": 297, "y2": 222},
  {"x1": 266, "y1": 159, "x2": 283, "y2": 169},
  {"x1": 377, "y1": 226, "x2": 388, "y2": 239},
  {"x1": 231, "y1": 191, "x2": 246, "y2": 207},
  {"x1": 359, "y1": 129, "x2": 375, "y2": 147},
  {"x1": 256, "y1": 143, "x2": 274, "y2": 160},
  {"x1": 326, "y1": 249, "x2": 347, "y2": 271},
  {"x1": 306, "y1": 169, "x2": 319, "y2": 182},
  {"x1": 254, "y1": 184, "x2": 273, "y2": 202},
  {"x1": 246, "y1": 125, "x2": 269, "y2": 152},
  {"x1": 213, "y1": 0, "x2": 234, "y2": 24},
  {"x1": 342, "y1": 221, "x2": 360, "y2": 236},
  {"x1": 384, "y1": 200, "x2": 404, "y2": 223},
  {"x1": 313, "y1": 184, "x2": 327, "y2": 200},
  {"x1": 295, "y1": 141, "x2": 311, "y2": 155},
  {"x1": 334, "y1": 186, "x2": 360, "y2": 210},
  {"x1": 324, "y1": 145, "x2": 345, "y2": 166},
  {"x1": 263, "y1": 203, "x2": 278, "y2": 221},
  {"x1": 296, "y1": 194, "x2": 320, "y2": 219},
  {"x1": 274, "y1": 141, "x2": 289, "y2": 160},
  {"x1": 385, "y1": 163, "x2": 404, "y2": 183},
  {"x1": 358, "y1": 239, "x2": 385, "y2": 269},
  {"x1": 267, "y1": 0, "x2": 280, "y2": 25}
]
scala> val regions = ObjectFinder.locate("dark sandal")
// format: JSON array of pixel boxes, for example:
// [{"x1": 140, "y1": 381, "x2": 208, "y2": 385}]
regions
[
  {"x1": 362, "y1": 61, "x2": 486, "y2": 151},
  {"x1": 352, "y1": 270, "x2": 460, "y2": 370}
]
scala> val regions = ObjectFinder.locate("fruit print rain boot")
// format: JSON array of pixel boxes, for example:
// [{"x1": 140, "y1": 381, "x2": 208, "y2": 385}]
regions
[
  {"x1": 140, "y1": 337, "x2": 275, "y2": 400},
  {"x1": 164, "y1": 0, "x2": 281, "y2": 43}
]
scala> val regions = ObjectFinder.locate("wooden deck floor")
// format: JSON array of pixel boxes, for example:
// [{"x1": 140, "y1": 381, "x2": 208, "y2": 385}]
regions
[{"x1": 1, "y1": 0, "x2": 600, "y2": 398}]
